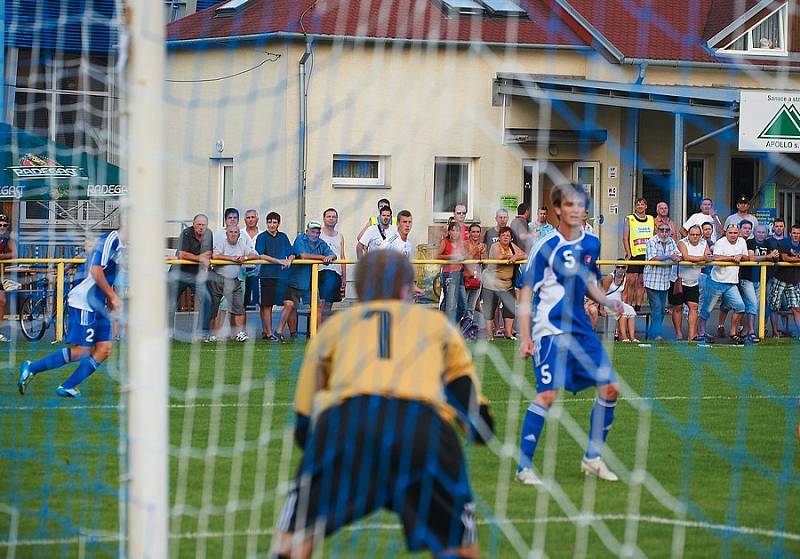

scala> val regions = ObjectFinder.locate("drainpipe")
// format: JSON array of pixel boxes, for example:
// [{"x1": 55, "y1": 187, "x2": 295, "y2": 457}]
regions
[
  {"x1": 298, "y1": 42, "x2": 312, "y2": 233},
  {"x1": 682, "y1": 120, "x2": 739, "y2": 221},
  {"x1": 631, "y1": 109, "x2": 639, "y2": 208}
]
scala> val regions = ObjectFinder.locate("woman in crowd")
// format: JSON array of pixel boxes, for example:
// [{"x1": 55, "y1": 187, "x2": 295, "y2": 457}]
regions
[
  {"x1": 601, "y1": 265, "x2": 639, "y2": 343},
  {"x1": 481, "y1": 226, "x2": 525, "y2": 340},
  {"x1": 672, "y1": 224, "x2": 710, "y2": 341},
  {"x1": 438, "y1": 222, "x2": 467, "y2": 323},
  {"x1": 464, "y1": 223, "x2": 486, "y2": 321}
]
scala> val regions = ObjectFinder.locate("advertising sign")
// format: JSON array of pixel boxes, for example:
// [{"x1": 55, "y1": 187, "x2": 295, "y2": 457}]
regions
[
  {"x1": 500, "y1": 195, "x2": 518, "y2": 213},
  {"x1": 755, "y1": 208, "x2": 776, "y2": 227},
  {"x1": 0, "y1": 124, "x2": 126, "y2": 200},
  {"x1": 740, "y1": 91, "x2": 800, "y2": 152}
]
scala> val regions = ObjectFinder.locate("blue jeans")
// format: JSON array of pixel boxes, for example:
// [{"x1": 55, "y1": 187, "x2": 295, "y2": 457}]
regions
[
  {"x1": 244, "y1": 274, "x2": 260, "y2": 308},
  {"x1": 168, "y1": 271, "x2": 212, "y2": 337},
  {"x1": 739, "y1": 279, "x2": 758, "y2": 316},
  {"x1": 699, "y1": 278, "x2": 745, "y2": 320},
  {"x1": 465, "y1": 286, "x2": 481, "y2": 321},
  {"x1": 645, "y1": 287, "x2": 668, "y2": 339},
  {"x1": 441, "y1": 271, "x2": 467, "y2": 324}
]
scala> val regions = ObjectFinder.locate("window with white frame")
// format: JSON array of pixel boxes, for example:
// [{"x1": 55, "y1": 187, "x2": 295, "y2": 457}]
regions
[
  {"x1": 12, "y1": 49, "x2": 118, "y2": 163},
  {"x1": 332, "y1": 155, "x2": 388, "y2": 188},
  {"x1": 164, "y1": 0, "x2": 187, "y2": 22},
  {"x1": 721, "y1": 4, "x2": 788, "y2": 55},
  {"x1": 433, "y1": 157, "x2": 475, "y2": 221},
  {"x1": 212, "y1": 157, "x2": 235, "y2": 221}
]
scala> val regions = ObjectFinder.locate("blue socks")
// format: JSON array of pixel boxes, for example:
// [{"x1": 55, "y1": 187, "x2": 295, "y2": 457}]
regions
[
  {"x1": 61, "y1": 357, "x2": 100, "y2": 390},
  {"x1": 585, "y1": 396, "x2": 616, "y2": 459},
  {"x1": 29, "y1": 348, "x2": 71, "y2": 374},
  {"x1": 518, "y1": 402, "x2": 548, "y2": 471}
]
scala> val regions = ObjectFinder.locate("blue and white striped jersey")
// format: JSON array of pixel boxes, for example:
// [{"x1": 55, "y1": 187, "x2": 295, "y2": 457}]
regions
[
  {"x1": 520, "y1": 230, "x2": 602, "y2": 341},
  {"x1": 68, "y1": 231, "x2": 122, "y2": 313}
]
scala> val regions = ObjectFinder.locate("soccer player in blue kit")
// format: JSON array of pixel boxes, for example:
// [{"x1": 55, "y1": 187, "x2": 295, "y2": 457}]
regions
[
  {"x1": 515, "y1": 183, "x2": 624, "y2": 485},
  {"x1": 18, "y1": 228, "x2": 123, "y2": 398}
]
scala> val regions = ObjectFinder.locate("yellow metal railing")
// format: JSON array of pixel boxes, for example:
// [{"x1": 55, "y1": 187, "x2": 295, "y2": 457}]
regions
[{"x1": 1, "y1": 257, "x2": 796, "y2": 342}]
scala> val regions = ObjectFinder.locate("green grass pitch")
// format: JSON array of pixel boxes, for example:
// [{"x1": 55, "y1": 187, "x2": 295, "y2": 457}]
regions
[{"x1": 1, "y1": 340, "x2": 799, "y2": 557}]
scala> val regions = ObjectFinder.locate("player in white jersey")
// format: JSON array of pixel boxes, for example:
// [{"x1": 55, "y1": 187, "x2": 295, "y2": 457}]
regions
[{"x1": 515, "y1": 183, "x2": 623, "y2": 486}]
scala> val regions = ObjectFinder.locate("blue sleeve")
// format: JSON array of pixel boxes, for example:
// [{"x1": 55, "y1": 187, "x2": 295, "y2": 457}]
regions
[
  {"x1": 254, "y1": 233, "x2": 264, "y2": 255},
  {"x1": 93, "y1": 234, "x2": 119, "y2": 268},
  {"x1": 320, "y1": 240, "x2": 334, "y2": 257}
]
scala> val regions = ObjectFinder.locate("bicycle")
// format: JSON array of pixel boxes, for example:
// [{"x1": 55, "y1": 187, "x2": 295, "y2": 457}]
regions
[{"x1": 18, "y1": 271, "x2": 71, "y2": 341}]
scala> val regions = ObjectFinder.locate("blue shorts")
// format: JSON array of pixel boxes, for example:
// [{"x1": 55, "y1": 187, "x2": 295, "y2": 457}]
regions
[
  {"x1": 66, "y1": 306, "x2": 113, "y2": 346},
  {"x1": 318, "y1": 270, "x2": 343, "y2": 303},
  {"x1": 532, "y1": 333, "x2": 616, "y2": 394}
]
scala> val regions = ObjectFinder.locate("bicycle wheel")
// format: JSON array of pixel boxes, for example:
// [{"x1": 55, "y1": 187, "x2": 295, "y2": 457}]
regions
[{"x1": 19, "y1": 296, "x2": 48, "y2": 341}]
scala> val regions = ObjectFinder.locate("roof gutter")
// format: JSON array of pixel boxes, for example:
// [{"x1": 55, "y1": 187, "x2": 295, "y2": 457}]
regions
[
  {"x1": 166, "y1": 31, "x2": 594, "y2": 51},
  {"x1": 621, "y1": 56, "x2": 800, "y2": 73}
]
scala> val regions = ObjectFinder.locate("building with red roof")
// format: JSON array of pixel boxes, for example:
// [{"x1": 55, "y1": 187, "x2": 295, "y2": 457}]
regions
[{"x1": 163, "y1": 0, "x2": 800, "y2": 258}]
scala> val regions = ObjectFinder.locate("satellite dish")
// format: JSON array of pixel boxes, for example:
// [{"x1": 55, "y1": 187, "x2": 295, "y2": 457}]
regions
[{"x1": 215, "y1": 140, "x2": 225, "y2": 154}]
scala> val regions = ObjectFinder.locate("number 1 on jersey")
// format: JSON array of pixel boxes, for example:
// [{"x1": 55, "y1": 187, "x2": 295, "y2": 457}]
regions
[{"x1": 363, "y1": 310, "x2": 392, "y2": 359}]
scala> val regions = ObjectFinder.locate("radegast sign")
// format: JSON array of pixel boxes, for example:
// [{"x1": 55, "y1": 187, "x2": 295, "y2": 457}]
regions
[
  {"x1": 740, "y1": 91, "x2": 800, "y2": 152},
  {"x1": 0, "y1": 124, "x2": 126, "y2": 200}
]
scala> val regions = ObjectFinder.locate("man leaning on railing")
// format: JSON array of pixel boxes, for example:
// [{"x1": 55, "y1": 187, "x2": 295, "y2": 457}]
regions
[{"x1": 167, "y1": 213, "x2": 213, "y2": 342}]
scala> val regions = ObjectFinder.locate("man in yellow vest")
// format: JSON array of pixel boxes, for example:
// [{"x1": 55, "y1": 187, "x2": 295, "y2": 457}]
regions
[{"x1": 622, "y1": 197, "x2": 654, "y2": 309}]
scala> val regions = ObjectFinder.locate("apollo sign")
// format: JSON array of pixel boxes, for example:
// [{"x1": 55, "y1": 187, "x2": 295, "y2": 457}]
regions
[{"x1": 740, "y1": 91, "x2": 800, "y2": 152}]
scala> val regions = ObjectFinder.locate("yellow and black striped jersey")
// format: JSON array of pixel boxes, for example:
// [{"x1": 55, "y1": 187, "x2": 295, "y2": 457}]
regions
[{"x1": 294, "y1": 300, "x2": 484, "y2": 424}]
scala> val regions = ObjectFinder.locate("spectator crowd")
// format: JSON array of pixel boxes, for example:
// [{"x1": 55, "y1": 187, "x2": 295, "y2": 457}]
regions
[{"x1": 166, "y1": 194, "x2": 800, "y2": 344}]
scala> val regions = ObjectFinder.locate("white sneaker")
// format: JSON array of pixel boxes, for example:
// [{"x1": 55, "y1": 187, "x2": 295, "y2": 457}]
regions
[
  {"x1": 514, "y1": 468, "x2": 542, "y2": 486},
  {"x1": 203, "y1": 335, "x2": 218, "y2": 343},
  {"x1": 234, "y1": 331, "x2": 248, "y2": 342},
  {"x1": 580, "y1": 456, "x2": 619, "y2": 481}
]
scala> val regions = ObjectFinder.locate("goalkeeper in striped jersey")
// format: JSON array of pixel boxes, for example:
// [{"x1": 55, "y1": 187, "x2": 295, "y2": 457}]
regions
[{"x1": 273, "y1": 250, "x2": 494, "y2": 559}]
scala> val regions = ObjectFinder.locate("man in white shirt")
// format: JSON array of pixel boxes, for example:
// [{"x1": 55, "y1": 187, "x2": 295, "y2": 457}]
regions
[
  {"x1": 242, "y1": 209, "x2": 261, "y2": 308},
  {"x1": 696, "y1": 223, "x2": 748, "y2": 342},
  {"x1": 357, "y1": 206, "x2": 397, "y2": 257},
  {"x1": 681, "y1": 197, "x2": 723, "y2": 242},
  {"x1": 213, "y1": 207, "x2": 256, "y2": 252},
  {"x1": 723, "y1": 196, "x2": 758, "y2": 238},
  {"x1": 380, "y1": 209, "x2": 414, "y2": 256},
  {"x1": 208, "y1": 225, "x2": 259, "y2": 342}
]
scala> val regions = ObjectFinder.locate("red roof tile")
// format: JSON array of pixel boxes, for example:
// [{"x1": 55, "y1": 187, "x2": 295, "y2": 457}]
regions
[
  {"x1": 702, "y1": 0, "x2": 762, "y2": 40},
  {"x1": 167, "y1": 0, "x2": 590, "y2": 48},
  {"x1": 167, "y1": 0, "x2": 800, "y2": 67},
  {"x1": 562, "y1": 0, "x2": 716, "y2": 62}
]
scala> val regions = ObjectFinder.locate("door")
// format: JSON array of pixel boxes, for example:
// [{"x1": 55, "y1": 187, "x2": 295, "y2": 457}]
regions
[
  {"x1": 524, "y1": 161, "x2": 571, "y2": 225},
  {"x1": 731, "y1": 157, "x2": 757, "y2": 206},
  {"x1": 778, "y1": 190, "x2": 800, "y2": 227},
  {"x1": 642, "y1": 169, "x2": 671, "y2": 216},
  {"x1": 574, "y1": 162, "x2": 601, "y2": 233},
  {"x1": 522, "y1": 160, "x2": 539, "y2": 213},
  {"x1": 686, "y1": 159, "x2": 705, "y2": 216}
]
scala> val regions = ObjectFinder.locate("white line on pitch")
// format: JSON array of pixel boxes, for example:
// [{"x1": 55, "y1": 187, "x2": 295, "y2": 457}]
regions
[
  {"x1": 2, "y1": 393, "x2": 795, "y2": 412},
  {"x1": 4, "y1": 513, "x2": 797, "y2": 547}
]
